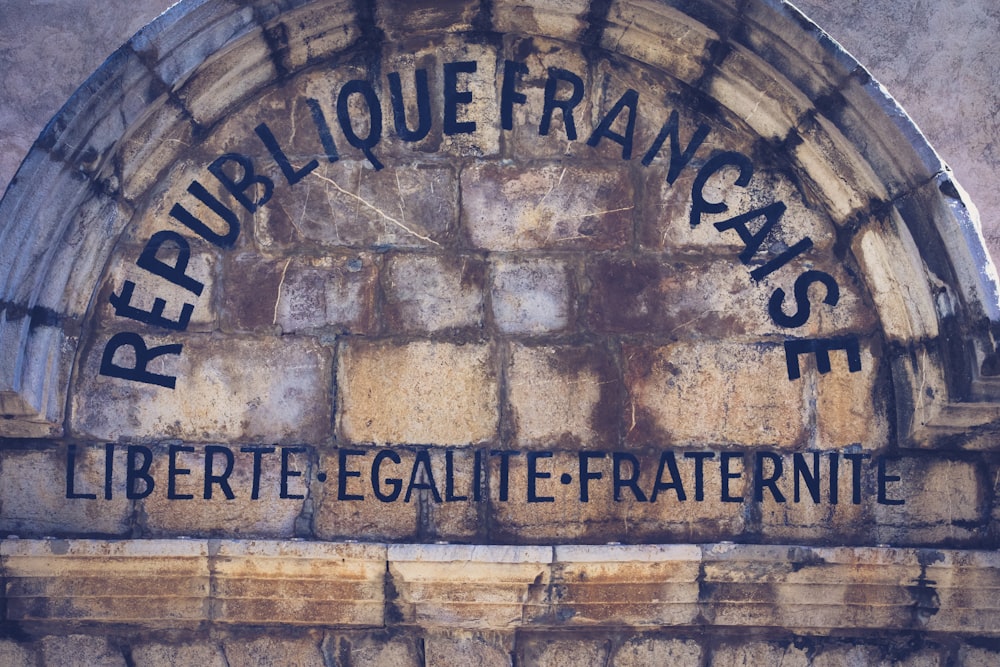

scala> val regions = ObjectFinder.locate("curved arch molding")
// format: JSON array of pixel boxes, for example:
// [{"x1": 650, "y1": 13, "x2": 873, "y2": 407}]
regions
[{"x1": 1, "y1": 0, "x2": 999, "y2": 450}]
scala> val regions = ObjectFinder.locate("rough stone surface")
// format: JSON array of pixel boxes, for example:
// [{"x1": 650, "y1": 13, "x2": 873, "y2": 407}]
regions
[
  {"x1": 39, "y1": 635, "x2": 127, "y2": 667},
  {"x1": 130, "y1": 642, "x2": 227, "y2": 667}
]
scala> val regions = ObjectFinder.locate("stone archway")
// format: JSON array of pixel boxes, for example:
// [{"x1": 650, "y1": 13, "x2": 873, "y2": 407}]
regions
[{"x1": 1, "y1": 0, "x2": 999, "y2": 662}]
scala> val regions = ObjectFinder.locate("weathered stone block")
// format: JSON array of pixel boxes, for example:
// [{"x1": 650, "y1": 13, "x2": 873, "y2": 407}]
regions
[
  {"x1": 506, "y1": 343, "x2": 620, "y2": 448},
  {"x1": 0, "y1": 640, "x2": 37, "y2": 667},
  {"x1": 0, "y1": 447, "x2": 131, "y2": 536},
  {"x1": 493, "y1": 0, "x2": 590, "y2": 41},
  {"x1": 388, "y1": 544, "x2": 551, "y2": 628},
  {"x1": 271, "y1": 254, "x2": 378, "y2": 334},
  {"x1": 814, "y1": 343, "x2": 886, "y2": 448},
  {"x1": 425, "y1": 631, "x2": 513, "y2": 667},
  {"x1": 139, "y1": 444, "x2": 309, "y2": 537},
  {"x1": 463, "y1": 162, "x2": 633, "y2": 251},
  {"x1": 274, "y1": 0, "x2": 360, "y2": 70},
  {"x1": 130, "y1": 642, "x2": 227, "y2": 667},
  {"x1": 212, "y1": 541, "x2": 385, "y2": 626},
  {"x1": 337, "y1": 340, "x2": 498, "y2": 446},
  {"x1": 423, "y1": 447, "x2": 482, "y2": 541},
  {"x1": 873, "y1": 458, "x2": 983, "y2": 545},
  {"x1": 491, "y1": 259, "x2": 573, "y2": 334},
  {"x1": 117, "y1": 103, "x2": 196, "y2": 203},
  {"x1": 522, "y1": 637, "x2": 609, "y2": 667},
  {"x1": 344, "y1": 633, "x2": 423, "y2": 667},
  {"x1": 221, "y1": 635, "x2": 326, "y2": 667},
  {"x1": 958, "y1": 646, "x2": 1000, "y2": 667},
  {"x1": 378, "y1": 0, "x2": 480, "y2": 40},
  {"x1": 384, "y1": 253, "x2": 486, "y2": 333},
  {"x1": 587, "y1": 256, "x2": 875, "y2": 338},
  {"x1": 3, "y1": 539, "x2": 209, "y2": 626},
  {"x1": 72, "y1": 334, "x2": 333, "y2": 443},
  {"x1": 708, "y1": 641, "x2": 809, "y2": 667},
  {"x1": 39, "y1": 636, "x2": 126, "y2": 667},
  {"x1": 487, "y1": 449, "x2": 748, "y2": 543},
  {"x1": 624, "y1": 342, "x2": 808, "y2": 448},
  {"x1": 612, "y1": 637, "x2": 703, "y2": 667},
  {"x1": 553, "y1": 545, "x2": 701, "y2": 626}
]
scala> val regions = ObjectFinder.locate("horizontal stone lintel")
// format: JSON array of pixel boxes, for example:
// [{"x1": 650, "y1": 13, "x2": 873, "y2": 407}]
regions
[{"x1": 0, "y1": 539, "x2": 998, "y2": 635}]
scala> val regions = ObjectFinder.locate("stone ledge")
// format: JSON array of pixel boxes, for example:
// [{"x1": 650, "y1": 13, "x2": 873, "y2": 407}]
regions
[{"x1": 1, "y1": 539, "x2": 998, "y2": 635}]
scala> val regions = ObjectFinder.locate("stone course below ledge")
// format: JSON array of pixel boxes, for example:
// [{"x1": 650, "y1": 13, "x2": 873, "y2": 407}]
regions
[{"x1": 0, "y1": 539, "x2": 996, "y2": 636}]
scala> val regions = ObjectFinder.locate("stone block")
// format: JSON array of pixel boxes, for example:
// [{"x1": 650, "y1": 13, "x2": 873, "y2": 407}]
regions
[
  {"x1": 378, "y1": 0, "x2": 480, "y2": 40},
  {"x1": 493, "y1": 0, "x2": 590, "y2": 41},
  {"x1": 39, "y1": 636, "x2": 126, "y2": 667},
  {"x1": 958, "y1": 647, "x2": 1000, "y2": 667},
  {"x1": 708, "y1": 641, "x2": 809, "y2": 667},
  {"x1": 522, "y1": 638, "x2": 609, "y2": 667},
  {"x1": 273, "y1": 0, "x2": 360, "y2": 70},
  {"x1": 491, "y1": 259, "x2": 573, "y2": 335},
  {"x1": 873, "y1": 458, "x2": 983, "y2": 546},
  {"x1": 0, "y1": 640, "x2": 37, "y2": 667},
  {"x1": 624, "y1": 342, "x2": 808, "y2": 448},
  {"x1": 463, "y1": 162, "x2": 633, "y2": 251},
  {"x1": 71, "y1": 334, "x2": 333, "y2": 443},
  {"x1": 139, "y1": 444, "x2": 309, "y2": 537},
  {"x1": 384, "y1": 253, "x2": 486, "y2": 333},
  {"x1": 221, "y1": 635, "x2": 326, "y2": 667},
  {"x1": 506, "y1": 343, "x2": 620, "y2": 448},
  {"x1": 425, "y1": 631, "x2": 513, "y2": 667},
  {"x1": 423, "y1": 447, "x2": 483, "y2": 541},
  {"x1": 587, "y1": 256, "x2": 875, "y2": 338},
  {"x1": 814, "y1": 342, "x2": 886, "y2": 448},
  {"x1": 337, "y1": 340, "x2": 498, "y2": 446},
  {"x1": 553, "y1": 545, "x2": 701, "y2": 626},
  {"x1": 0, "y1": 446, "x2": 131, "y2": 536},
  {"x1": 612, "y1": 638, "x2": 703, "y2": 667},
  {"x1": 637, "y1": 164, "x2": 836, "y2": 255},
  {"x1": 130, "y1": 642, "x2": 227, "y2": 667},
  {"x1": 603, "y1": 0, "x2": 714, "y2": 84},
  {"x1": 3, "y1": 539, "x2": 209, "y2": 626},
  {"x1": 271, "y1": 254, "x2": 378, "y2": 334},
  {"x1": 212, "y1": 541, "x2": 385, "y2": 626},
  {"x1": 388, "y1": 544, "x2": 551, "y2": 628},
  {"x1": 177, "y1": 29, "x2": 277, "y2": 127},
  {"x1": 487, "y1": 449, "x2": 748, "y2": 543},
  {"x1": 344, "y1": 633, "x2": 423, "y2": 667}
]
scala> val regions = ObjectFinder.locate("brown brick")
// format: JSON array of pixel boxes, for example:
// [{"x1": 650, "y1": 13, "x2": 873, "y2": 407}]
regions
[
  {"x1": 491, "y1": 258, "x2": 573, "y2": 334},
  {"x1": 463, "y1": 162, "x2": 633, "y2": 250},
  {"x1": 384, "y1": 253, "x2": 486, "y2": 333},
  {"x1": 624, "y1": 342, "x2": 808, "y2": 448},
  {"x1": 506, "y1": 343, "x2": 621, "y2": 448},
  {"x1": 72, "y1": 334, "x2": 333, "y2": 443},
  {"x1": 337, "y1": 340, "x2": 498, "y2": 446}
]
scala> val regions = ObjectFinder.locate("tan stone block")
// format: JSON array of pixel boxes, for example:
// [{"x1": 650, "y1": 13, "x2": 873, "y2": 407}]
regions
[
  {"x1": 522, "y1": 638, "x2": 609, "y2": 667},
  {"x1": 139, "y1": 444, "x2": 309, "y2": 537},
  {"x1": 624, "y1": 343, "x2": 807, "y2": 448},
  {"x1": 40, "y1": 635, "x2": 126, "y2": 667},
  {"x1": 94, "y1": 245, "x2": 218, "y2": 333},
  {"x1": 212, "y1": 541, "x2": 385, "y2": 626},
  {"x1": 506, "y1": 343, "x2": 620, "y2": 448},
  {"x1": 384, "y1": 253, "x2": 486, "y2": 333},
  {"x1": 708, "y1": 642, "x2": 809, "y2": 667},
  {"x1": 3, "y1": 539, "x2": 209, "y2": 625},
  {"x1": 0, "y1": 640, "x2": 37, "y2": 667},
  {"x1": 425, "y1": 631, "x2": 513, "y2": 667},
  {"x1": 177, "y1": 29, "x2": 277, "y2": 127},
  {"x1": 337, "y1": 340, "x2": 498, "y2": 446},
  {"x1": 0, "y1": 446, "x2": 131, "y2": 536},
  {"x1": 814, "y1": 343, "x2": 886, "y2": 448},
  {"x1": 493, "y1": 0, "x2": 590, "y2": 41},
  {"x1": 312, "y1": 447, "x2": 420, "y2": 541},
  {"x1": 462, "y1": 162, "x2": 632, "y2": 251},
  {"x1": 487, "y1": 450, "x2": 747, "y2": 543},
  {"x1": 491, "y1": 259, "x2": 573, "y2": 334},
  {"x1": 388, "y1": 544, "x2": 551, "y2": 628},
  {"x1": 424, "y1": 447, "x2": 482, "y2": 541},
  {"x1": 612, "y1": 638, "x2": 702, "y2": 667},
  {"x1": 873, "y1": 459, "x2": 983, "y2": 545},
  {"x1": 587, "y1": 256, "x2": 876, "y2": 339},
  {"x1": 71, "y1": 334, "x2": 332, "y2": 443},
  {"x1": 221, "y1": 636, "x2": 326, "y2": 667},
  {"x1": 131, "y1": 642, "x2": 227, "y2": 667},
  {"x1": 258, "y1": 161, "x2": 458, "y2": 250},
  {"x1": 638, "y1": 164, "x2": 836, "y2": 255},
  {"x1": 346, "y1": 634, "x2": 422, "y2": 667},
  {"x1": 553, "y1": 545, "x2": 701, "y2": 626}
]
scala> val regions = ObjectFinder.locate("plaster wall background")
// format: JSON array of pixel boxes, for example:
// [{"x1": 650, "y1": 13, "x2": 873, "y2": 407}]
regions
[{"x1": 3, "y1": 0, "x2": 997, "y2": 264}]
